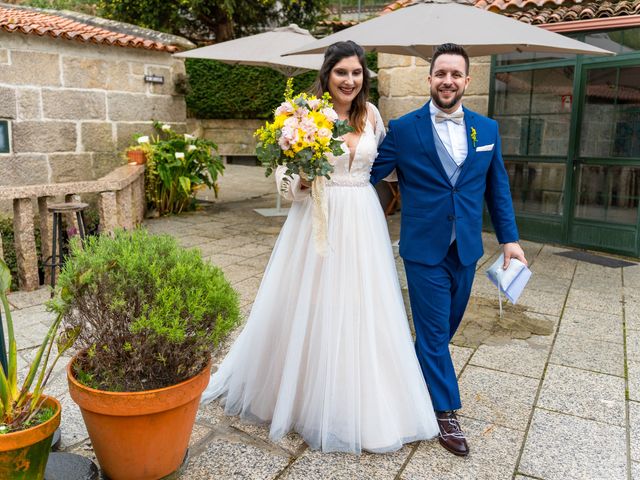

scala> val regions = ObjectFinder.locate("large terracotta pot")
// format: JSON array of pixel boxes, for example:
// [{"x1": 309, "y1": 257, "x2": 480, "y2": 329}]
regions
[
  {"x1": 0, "y1": 396, "x2": 61, "y2": 480},
  {"x1": 67, "y1": 355, "x2": 211, "y2": 480}
]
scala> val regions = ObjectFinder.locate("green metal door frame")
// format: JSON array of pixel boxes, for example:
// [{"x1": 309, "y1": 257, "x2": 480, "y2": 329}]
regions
[
  {"x1": 489, "y1": 43, "x2": 640, "y2": 257},
  {"x1": 569, "y1": 56, "x2": 640, "y2": 256}
]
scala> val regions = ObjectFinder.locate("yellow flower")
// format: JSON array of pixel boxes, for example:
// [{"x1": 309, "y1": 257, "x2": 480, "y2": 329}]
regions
[{"x1": 309, "y1": 111, "x2": 330, "y2": 130}]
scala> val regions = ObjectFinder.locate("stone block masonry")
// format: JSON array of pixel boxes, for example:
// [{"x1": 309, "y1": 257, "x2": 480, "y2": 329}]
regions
[{"x1": 0, "y1": 32, "x2": 188, "y2": 188}]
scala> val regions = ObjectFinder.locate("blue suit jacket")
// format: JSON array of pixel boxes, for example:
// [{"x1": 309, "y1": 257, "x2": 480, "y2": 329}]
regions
[{"x1": 370, "y1": 102, "x2": 519, "y2": 266}]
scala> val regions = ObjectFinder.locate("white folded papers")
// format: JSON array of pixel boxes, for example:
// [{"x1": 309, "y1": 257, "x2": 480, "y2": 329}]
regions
[{"x1": 486, "y1": 254, "x2": 532, "y2": 315}]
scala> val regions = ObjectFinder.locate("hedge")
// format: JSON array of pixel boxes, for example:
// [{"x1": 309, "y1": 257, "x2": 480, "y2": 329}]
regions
[{"x1": 185, "y1": 52, "x2": 379, "y2": 120}]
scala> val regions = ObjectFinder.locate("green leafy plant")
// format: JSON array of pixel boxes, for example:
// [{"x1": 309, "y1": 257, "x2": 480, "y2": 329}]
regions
[
  {"x1": 0, "y1": 259, "x2": 77, "y2": 433},
  {"x1": 142, "y1": 122, "x2": 224, "y2": 215},
  {"x1": 50, "y1": 229, "x2": 241, "y2": 392}
]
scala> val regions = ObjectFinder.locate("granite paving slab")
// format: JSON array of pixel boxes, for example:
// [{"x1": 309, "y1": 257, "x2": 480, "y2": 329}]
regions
[
  {"x1": 624, "y1": 265, "x2": 640, "y2": 287},
  {"x1": 223, "y1": 242, "x2": 273, "y2": 259},
  {"x1": 458, "y1": 365, "x2": 539, "y2": 430},
  {"x1": 550, "y1": 334, "x2": 624, "y2": 377},
  {"x1": 571, "y1": 275, "x2": 622, "y2": 293},
  {"x1": 450, "y1": 344, "x2": 474, "y2": 376},
  {"x1": 557, "y1": 308, "x2": 624, "y2": 344},
  {"x1": 7, "y1": 286, "x2": 52, "y2": 310},
  {"x1": 525, "y1": 273, "x2": 572, "y2": 294},
  {"x1": 203, "y1": 252, "x2": 247, "y2": 269},
  {"x1": 180, "y1": 434, "x2": 290, "y2": 480},
  {"x1": 176, "y1": 233, "x2": 215, "y2": 249},
  {"x1": 537, "y1": 364, "x2": 626, "y2": 425},
  {"x1": 468, "y1": 337, "x2": 550, "y2": 378},
  {"x1": 519, "y1": 408, "x2": 627, "y2": 480},
  {"x1": 280, "y1": 444, "x2": 411, "y2": 479},
  {"x1": 628, "y1": 303, "x2": 640, "y2": 331},
  {"x1": 565, "y1": 287, "x2": 624, "y2": 315},
  {"x1": 629, "y1": 360, "x2": 640, "y2": 403},
  {"x1": 238, "y1": 252, "x2": 273, "y2": 271},
  {"x1": 628, "y1": 328, "x2": 640, "y2": 359},
  {"x1": 516, "y1": 288, "x2": 567, "y2": 317},
  {"x1": 633, "y1": 462, "x2": 640, "y2": 480},
  {"x1": 631, "y1": 401, "x2": 640, "y2": 462},
  {"x1": 232, "y1": 276, "x2": 264, "y2": 308},
  {"x1": 402, "y1": 417, "x2": 523, "y2": 480},
  {"x1": 220, "y1": 262, "x2": 263, "y2": 285}
]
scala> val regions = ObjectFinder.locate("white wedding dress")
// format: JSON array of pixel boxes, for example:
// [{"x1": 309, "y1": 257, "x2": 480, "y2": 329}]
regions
[{"x1": 201, "y1": 104, "x2": 439, "y2": 454}]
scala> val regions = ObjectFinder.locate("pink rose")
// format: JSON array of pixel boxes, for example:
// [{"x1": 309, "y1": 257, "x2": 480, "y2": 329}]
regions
[{"x1": 322, "y1": 107, "x2": 338, "y2": 123}]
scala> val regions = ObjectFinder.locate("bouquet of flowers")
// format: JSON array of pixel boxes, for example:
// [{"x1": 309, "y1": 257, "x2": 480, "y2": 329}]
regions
[{"x1": 255, "y1": 79, "x2": 352, "y2": 255}]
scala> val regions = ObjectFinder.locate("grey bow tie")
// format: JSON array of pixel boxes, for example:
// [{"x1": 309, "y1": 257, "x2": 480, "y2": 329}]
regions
[{"x1": 434, "y1": 110, "x2": 464, "y2": 125}]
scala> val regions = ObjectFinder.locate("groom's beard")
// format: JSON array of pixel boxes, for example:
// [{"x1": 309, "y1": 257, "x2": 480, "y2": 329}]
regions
[{"x1": 431, "y1": 86, "x2": 465, "y2": 111}]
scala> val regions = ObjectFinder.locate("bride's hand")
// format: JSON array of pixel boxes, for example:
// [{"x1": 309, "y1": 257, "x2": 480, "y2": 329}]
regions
[{"x1": 300, "y1": 178, "x2": 312, "y2": 189}]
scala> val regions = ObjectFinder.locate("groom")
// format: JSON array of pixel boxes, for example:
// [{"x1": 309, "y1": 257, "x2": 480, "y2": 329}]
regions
[{"x1": 370, "y1": 43, "x2": 527, "y2": 457}]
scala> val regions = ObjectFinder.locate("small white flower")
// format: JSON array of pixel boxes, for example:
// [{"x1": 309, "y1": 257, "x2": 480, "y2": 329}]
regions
[
  {"x1": 161, "y1": 124, "x2": 171, "y2": 131},
  {"x1": 184, "y1": 133, "x2": 195, "y2": 141},
  {"x1": 175, "y1": 152, "x2": 185, "y2": 159},
  {"x1": 137, "y1": 136, "x2": 149, "y2": 144},
  {"x1": 187, "y1": 144, "x2": 197, "y2": 152}
]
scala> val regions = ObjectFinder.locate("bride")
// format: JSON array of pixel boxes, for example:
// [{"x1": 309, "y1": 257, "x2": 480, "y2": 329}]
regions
[{"x1": 201, "y1": 40, "x2": 439, "y2": 454}]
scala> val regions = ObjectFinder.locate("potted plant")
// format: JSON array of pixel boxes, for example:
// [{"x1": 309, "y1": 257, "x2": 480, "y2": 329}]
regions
[
  {"x1": 51, "y1": 229, "x2": 240, "y2": 480},
  {"x1": 0, "y1": 259, "x2": 76, "y2": 480},
  {"x1": 124, "y1": 136, "x2": 152, "y2": 165},
  {"x1": 144, "y1": 122, "x2": 224, "y2": 215}
]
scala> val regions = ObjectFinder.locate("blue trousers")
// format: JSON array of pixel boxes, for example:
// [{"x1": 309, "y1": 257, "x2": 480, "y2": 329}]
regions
[{"x1": 403, "y1": 242, "x2": 476, "y2": 411}]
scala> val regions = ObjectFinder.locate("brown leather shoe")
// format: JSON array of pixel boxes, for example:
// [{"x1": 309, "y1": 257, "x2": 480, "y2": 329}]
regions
[{"x1": 436, "y1": 411, "x2": 469, "y2": 457}]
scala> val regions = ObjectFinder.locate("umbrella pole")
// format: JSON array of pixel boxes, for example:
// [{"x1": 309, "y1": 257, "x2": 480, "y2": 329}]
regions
[{"x1": 253, "y1": 188, "x2": 289, "y2": 217}]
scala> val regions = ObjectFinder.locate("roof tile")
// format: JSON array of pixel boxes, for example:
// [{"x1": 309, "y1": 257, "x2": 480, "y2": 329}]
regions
[
  {"x1": 0, "y1": 5, "x2": 177, "y2": 52},
  {"x1": 382, "y1": 0, "x2": 640, "y2": 25}
]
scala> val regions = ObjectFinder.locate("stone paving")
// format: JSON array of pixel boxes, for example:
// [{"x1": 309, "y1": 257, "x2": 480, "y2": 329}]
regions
[{"x1": 6, "y1": 164, "x2": 640, "y2": 479}]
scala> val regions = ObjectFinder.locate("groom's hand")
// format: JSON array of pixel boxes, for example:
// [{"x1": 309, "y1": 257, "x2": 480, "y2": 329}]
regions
[{"x1": 502, "y1": 242, "x2": 527, "y2": 269}]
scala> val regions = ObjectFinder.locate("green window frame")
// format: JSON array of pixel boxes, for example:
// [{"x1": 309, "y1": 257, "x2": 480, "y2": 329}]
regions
[{"x1": 0, "y1": 120, "x2": 9, "y2": 154}]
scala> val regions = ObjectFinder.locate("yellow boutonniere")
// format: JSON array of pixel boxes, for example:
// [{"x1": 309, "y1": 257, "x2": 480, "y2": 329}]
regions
[{"x1": 470, "y1": 127, "x2": 477, "y2": 148}]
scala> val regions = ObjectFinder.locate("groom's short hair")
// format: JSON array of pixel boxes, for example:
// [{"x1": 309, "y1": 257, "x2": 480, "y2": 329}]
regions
[{"x1": 430, "y1": 43, "x2": 470, "y2": 75}]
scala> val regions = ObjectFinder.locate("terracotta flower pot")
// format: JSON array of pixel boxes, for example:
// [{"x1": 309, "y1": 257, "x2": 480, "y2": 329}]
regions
[
  {"x1": 0, "y1": 396, "x2": 61, "y2": 480},
  {"x1": 126, "y1": 149, "x2": 147, "y2": 165},
  {"x1": 67, "y1": 355, "x2": 211, "y2": 480}
]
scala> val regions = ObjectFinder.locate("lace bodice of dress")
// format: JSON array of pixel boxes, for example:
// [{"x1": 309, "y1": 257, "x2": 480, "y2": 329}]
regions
[{"x1": 327, "y1": 120, "x2": 378, "y2": 187}]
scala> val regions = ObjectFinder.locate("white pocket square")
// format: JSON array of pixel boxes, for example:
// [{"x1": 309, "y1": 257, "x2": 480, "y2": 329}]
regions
[{"x1": 475, "y1": 144, "x2": 494, "y2": 152}]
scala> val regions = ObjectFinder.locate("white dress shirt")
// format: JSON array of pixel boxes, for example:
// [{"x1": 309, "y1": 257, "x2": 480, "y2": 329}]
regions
[{"x1": 430, "y1": 102, "x2": 467, "y2": 166}]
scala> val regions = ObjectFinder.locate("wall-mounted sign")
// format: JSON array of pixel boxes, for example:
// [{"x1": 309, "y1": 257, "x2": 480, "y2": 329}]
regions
[
  {"x1": 0, "y1": 120, "x2": 9, "y2": 154},
  {"x1": 144, "y1": 74, "x2": 165, "y2": 84}
]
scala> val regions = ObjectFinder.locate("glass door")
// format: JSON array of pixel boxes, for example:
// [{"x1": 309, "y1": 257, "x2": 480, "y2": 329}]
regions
[{"x1": 570, "y1": 63, "x2": 640, "y2": 255}]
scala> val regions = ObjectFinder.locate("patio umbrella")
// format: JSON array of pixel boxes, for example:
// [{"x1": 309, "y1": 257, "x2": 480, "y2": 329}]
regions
[
  {"x1": 175, "y1": 24, "x2": 326, "y2": 216},
  {"x1": 174, "y1": 23, "x2": 324, "y2": 78},
  {"x1": 286, "y1": 0, "x2": 614, "y2": 58}
]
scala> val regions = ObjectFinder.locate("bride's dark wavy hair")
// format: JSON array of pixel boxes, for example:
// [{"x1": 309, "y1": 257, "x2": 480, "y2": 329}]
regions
[{"x1": 313, "y1": 40, "x2": 370, "y2": 134}]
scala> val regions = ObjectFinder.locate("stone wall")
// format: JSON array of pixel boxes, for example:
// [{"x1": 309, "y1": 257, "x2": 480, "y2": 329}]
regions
[
  {"x1": 377, "y1": 53, "x2": 492, "y2": 124},
  {"x1": 188, "y1": 118, "x2": 263, "y2": 160},
  {"x1": 0, "y1": 32, "x2": 187, "y2": 188}
]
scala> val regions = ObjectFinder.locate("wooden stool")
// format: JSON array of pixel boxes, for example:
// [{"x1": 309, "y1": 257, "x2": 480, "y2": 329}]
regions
[{"x1": 43, "y1": 202, "x2": 88, "y2": 289}]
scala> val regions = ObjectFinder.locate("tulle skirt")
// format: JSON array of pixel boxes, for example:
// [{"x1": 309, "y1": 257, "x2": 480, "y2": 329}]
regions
[{"x1": 201, "y1": 184, "x2": 439, "y2": 454}]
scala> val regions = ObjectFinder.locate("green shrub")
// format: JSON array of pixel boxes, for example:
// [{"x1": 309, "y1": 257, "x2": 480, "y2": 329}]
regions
[
  {"x1": 142, "y1": 121, "x2": 224, "y2": 215},
  {"x1": 185, "y1": 52, "x2": 379, "y2": 120},
  {"x1": 51, "y1": 229, "x2": 241, "y2": 392}
]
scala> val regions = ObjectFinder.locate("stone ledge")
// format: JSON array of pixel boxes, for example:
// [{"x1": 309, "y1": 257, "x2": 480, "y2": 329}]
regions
[{"x1": 0, "y1": 164, "x2": 144, "y2": 200}]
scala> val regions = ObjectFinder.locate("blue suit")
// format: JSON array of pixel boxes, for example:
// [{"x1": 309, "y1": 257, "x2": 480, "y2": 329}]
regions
[{"x1": 370, "y1": 101, "x2": 518, "y2": 411}]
